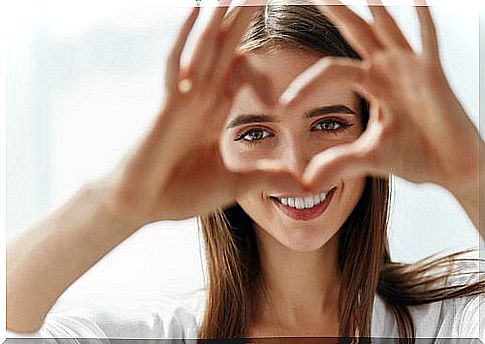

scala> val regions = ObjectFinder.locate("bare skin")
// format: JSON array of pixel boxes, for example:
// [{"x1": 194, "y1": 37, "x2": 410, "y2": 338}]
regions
[
  {"x1": 225, "y1": 0, "x2": 483, "y2": 337},
  {"x1": 7, "y1": 0, "x2": 483, "y2": 337},
  {"x1": 284, "y1": 0, "x2": 482, "y2": 232},
  {"x1": 7, "y1": 1, "x2": 306, "y2": 333},
  {"x1": 222, "y1": 49, "x2": 364, "y2": 337}
]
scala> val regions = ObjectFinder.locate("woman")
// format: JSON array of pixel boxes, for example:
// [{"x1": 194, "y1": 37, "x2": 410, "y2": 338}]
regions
[{"x1": 7, "y1": 0, "x2": 484, "y2": 341}]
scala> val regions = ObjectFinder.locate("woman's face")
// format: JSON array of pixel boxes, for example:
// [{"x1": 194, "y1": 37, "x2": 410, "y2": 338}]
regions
[{"x1": 221, "y1": 49, "x2": 366, "y2": 252}]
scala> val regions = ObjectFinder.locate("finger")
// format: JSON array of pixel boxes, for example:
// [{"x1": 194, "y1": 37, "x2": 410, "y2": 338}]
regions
[
  {"x1": 233, "y1": 161, "x2": 312, "y2": 197},
  {"x1": 188, "y1": 0, "x2": 233, "y2": 83},
  {"x1": 366, "y1": 0, "x2": 413, "y2": 51},
  {"x1": 221, "y1": 1, "x2": 239, "y2": 27},
  {"x1": 165, "y1": 6, "x2": 200, "y2": 93},
  {"x1": 312, "y1": 0, "x2": 384, "y2": 58},
  {"x1": 211, "y1": 2, "x2": 263, "y2": 82},
  {"x1": 220, "y1": 2, "x2": 261, "y2": 54},
  {"x1": 227, "y1": 54, "x2": 277, "y2": 108},
  {"x1": 302, "y1": 140, "x2": 376, "y2": 191},
  {"x1": 414, "y1": 0, "x2": 440, "y2": 59},
  {"x1": 279, "y1": 57, "x2": 365, "y2": 110},
  {"x1": 205, "y1": 54, "x2": 275, "y2": 136}
]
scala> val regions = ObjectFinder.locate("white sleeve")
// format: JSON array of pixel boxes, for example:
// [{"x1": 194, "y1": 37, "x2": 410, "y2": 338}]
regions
[
  {"x1": 7, "y1": 309, "x2": 108, "y2": 343},
  {"x1": 458, "y1": 295, "x2": 485, "y2": 343},
  {"x1": 6, "y1": 302, "x2": 188, "y2": 343}
]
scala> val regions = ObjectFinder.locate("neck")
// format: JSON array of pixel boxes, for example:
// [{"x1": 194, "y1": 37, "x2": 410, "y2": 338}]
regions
[{"x1": 252, "y1": 226, "x2": 342, "y2": 334}]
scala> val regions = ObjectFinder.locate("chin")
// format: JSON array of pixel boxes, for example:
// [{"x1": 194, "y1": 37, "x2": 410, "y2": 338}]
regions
[
  {"x1": 270, "y1": 219, "x2": 341, "y2": 253},
  {"x1": 238, "y1": 178, "x2": 365, "y2": 253}
]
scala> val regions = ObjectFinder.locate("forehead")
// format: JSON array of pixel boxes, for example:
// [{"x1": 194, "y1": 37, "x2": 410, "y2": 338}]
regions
[
  {"x1": 250, "y1": 48, "x2": 321, "y2": 90},
  {"x1": 230, "y1": 49, "x2": 358, "y2": 115}
]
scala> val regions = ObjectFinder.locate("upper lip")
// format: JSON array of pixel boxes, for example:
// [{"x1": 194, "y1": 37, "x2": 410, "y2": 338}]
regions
[{"x1": 269, "y1": 186, "x2": 337, "y2": 199}]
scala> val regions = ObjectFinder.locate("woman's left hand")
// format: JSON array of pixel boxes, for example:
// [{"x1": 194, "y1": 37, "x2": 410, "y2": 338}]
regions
[{"x1": 280, "y1": 0, "x2": 482, "y2": 206}]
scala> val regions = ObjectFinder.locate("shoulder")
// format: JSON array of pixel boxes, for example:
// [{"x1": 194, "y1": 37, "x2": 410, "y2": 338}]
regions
[
  {"x1": 457, "y1": 293, "x2": 484, "y2": 340},
  {"x1": 7, "y1": 289, "x2": 207, "y2": 340},
  {"x1": 373, "y1": 259, "x2": 484, "y2": 340},
  {"x1": 373, "y1": 292, "x2": 483, "y2": 339}
]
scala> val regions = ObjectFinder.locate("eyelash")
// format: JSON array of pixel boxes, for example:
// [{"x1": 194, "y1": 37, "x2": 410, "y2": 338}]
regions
[{"x1": 234, "y1": 119, "x2": 353, "y2": 146}]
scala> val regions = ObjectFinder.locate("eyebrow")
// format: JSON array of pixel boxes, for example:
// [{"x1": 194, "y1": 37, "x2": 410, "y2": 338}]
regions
[{"x1": 226, "y1": 105, "x2": 357, "y2": 129}]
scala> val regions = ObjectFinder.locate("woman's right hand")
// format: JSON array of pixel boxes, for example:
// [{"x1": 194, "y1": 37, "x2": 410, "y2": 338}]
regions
[{"x1": 95, "y1": 2, "x2": 304, "y2": 225}]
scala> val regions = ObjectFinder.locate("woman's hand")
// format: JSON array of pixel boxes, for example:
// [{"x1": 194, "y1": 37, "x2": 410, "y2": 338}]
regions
[
  {"x1": 280, "y1": 0, "x2": 482, "y2": 210},
  {"x1": 96, "y1": 2, "x2": 304, "y2": 225}
]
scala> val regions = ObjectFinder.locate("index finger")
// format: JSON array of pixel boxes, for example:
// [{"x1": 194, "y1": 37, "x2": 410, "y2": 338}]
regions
[
  {"x1": 212, "y1": 1, "x2": 264, "y2": 81},
  {"x1": 312, "y1": 0, "x2": 384, "y2": 58},
  {"x1": 279, "y1": 57, "x2": 366, "y2": 110},
  {"x1": 165, "y1": 6, "x2": 201, "y2": 93},
  {"x1": 414, "y1": 0, "x2": 440, "y2": 59}
]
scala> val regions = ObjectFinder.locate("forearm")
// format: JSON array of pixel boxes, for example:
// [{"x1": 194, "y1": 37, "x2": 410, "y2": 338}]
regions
[
  {"x1": 7, "y1": 182, "x2": 142, "y2": 333},
  {"x1": 454, "y1": 184, "x2": 480, "y2": 237},
  {"x1": 450, "y1": 140, "x2": 483, "y2": 240}
]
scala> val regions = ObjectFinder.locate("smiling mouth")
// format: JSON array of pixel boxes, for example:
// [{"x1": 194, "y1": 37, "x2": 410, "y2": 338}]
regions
[{"x1": 269, "y1": 187, "x2": 337, "y2": 221}]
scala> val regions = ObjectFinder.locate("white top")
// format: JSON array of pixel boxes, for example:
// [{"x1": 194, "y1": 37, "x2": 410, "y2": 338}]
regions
[{"x1": 7, "y1": 287, "x2": 484, "y2": 342}]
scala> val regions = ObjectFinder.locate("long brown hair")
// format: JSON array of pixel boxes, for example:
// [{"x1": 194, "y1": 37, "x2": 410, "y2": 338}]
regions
[{"x1": 197, "y1": 2, "x2": 484, "y2": 340}]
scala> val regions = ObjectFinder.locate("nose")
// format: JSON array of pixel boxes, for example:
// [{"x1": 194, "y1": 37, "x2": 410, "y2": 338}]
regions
[{"x1": 282, "y1": 138, "x2": 312, "y2": 177}]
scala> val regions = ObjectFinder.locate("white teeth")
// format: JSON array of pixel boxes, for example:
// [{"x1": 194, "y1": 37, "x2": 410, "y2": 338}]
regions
[
  {"x1": 313, "y1": 194, "x2": 320, "y2": 205},
  {"x1": 319, "y1": 192, "x2": 327, "y2": 202},
  {"x1": 275, "y1": 189, "x2": 333, "y2": 210},
  {"x1": 303, "y1": 196, "x2": 314, "y2": 208},
  {"x1": 295, "y1": 198, "x2": 305, "y2": 209}
]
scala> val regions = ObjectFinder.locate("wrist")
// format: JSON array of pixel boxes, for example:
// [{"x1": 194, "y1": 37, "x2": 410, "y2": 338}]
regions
[
  {"x1": 443, "y1": 146, "x2": 481, "y2": 231},
  {"x1": 442, "y1": 139, "x2": 482, "y2": 200},
  {"x1": 447, "y1": 172, "x2": 479, "y2": 204},
  {"x1": 82, "y1": 179, "x2": 147, "y2": 236}
]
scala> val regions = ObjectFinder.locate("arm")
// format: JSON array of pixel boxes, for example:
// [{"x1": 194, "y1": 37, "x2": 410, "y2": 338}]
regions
[
  {"x1": 449, "y1": 139, "x2": 484, "y2": 240},
  {"x1": 287, "y1": 2, "x2": 483, "y2": 245},
  {"x1": 6, "y1": 181, "x2": 142, "y2": 333},
  {"x1": 7, "y1": 4, "x2": 282, "y2": 334}
]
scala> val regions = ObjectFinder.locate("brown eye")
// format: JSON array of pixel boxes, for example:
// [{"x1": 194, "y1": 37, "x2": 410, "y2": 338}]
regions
[
  {"x1": 314, "y1": 121, "x2": 342, "y2": 131},
  {"x1": 312, "y1": 119, "x2": 352, "y2": 133},
  {"x1": 238, "y1": 128, "x2": 273, "y2": 142}
]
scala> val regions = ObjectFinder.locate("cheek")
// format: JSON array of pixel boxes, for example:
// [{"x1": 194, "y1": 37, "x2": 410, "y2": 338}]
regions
[
  {"x1": 337, "y1": 177, "x2": 367, "y2": 223},
  {"x1": 236, "y1": 192, "x2": 284, "y2": 233},
  {"x1": 235, "y1": 177, "x2": 368, "y2": 241},
  {"x1": 236, "y1": 195, "x2": 264, "y2": 233},
  {"x1": 236, "y1": 192, "x2": 266, "y2": 220},
  {"x1": 220, "y1": 136, "x2": 276, "y2": 173}
]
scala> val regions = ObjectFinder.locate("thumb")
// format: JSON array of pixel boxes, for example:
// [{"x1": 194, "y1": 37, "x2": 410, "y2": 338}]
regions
[
  {"x1": 302, "y1": 141, "x2": 375, "y2": 191},
  {"x1": 232, "y1": 160, "x2": 311, "y2": 198}
]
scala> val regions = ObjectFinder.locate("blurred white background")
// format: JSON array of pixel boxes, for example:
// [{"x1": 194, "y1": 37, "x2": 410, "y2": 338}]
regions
[{"x1": 4, "y1": 0, "x2": 483, "y2": 318}]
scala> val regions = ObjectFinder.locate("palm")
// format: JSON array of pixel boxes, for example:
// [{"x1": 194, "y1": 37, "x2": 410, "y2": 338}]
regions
[
  {"x1": 363, "y1": 51, "x2": 478, "y2": 186},
  {"x1": 153, "y1": 142, "x2": 236, "y2": 219},
  {"x1": 101, "y1": 3, "x2": 304, "y2": 224},
  {"x1": 280, "y1": 0, "x2": 480, "y2": 194}
]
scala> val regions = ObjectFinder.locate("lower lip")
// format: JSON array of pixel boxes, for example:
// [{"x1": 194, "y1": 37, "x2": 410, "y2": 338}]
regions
[{"x1": 270, "y1": 187, "x2": 337, "y2": 221}]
